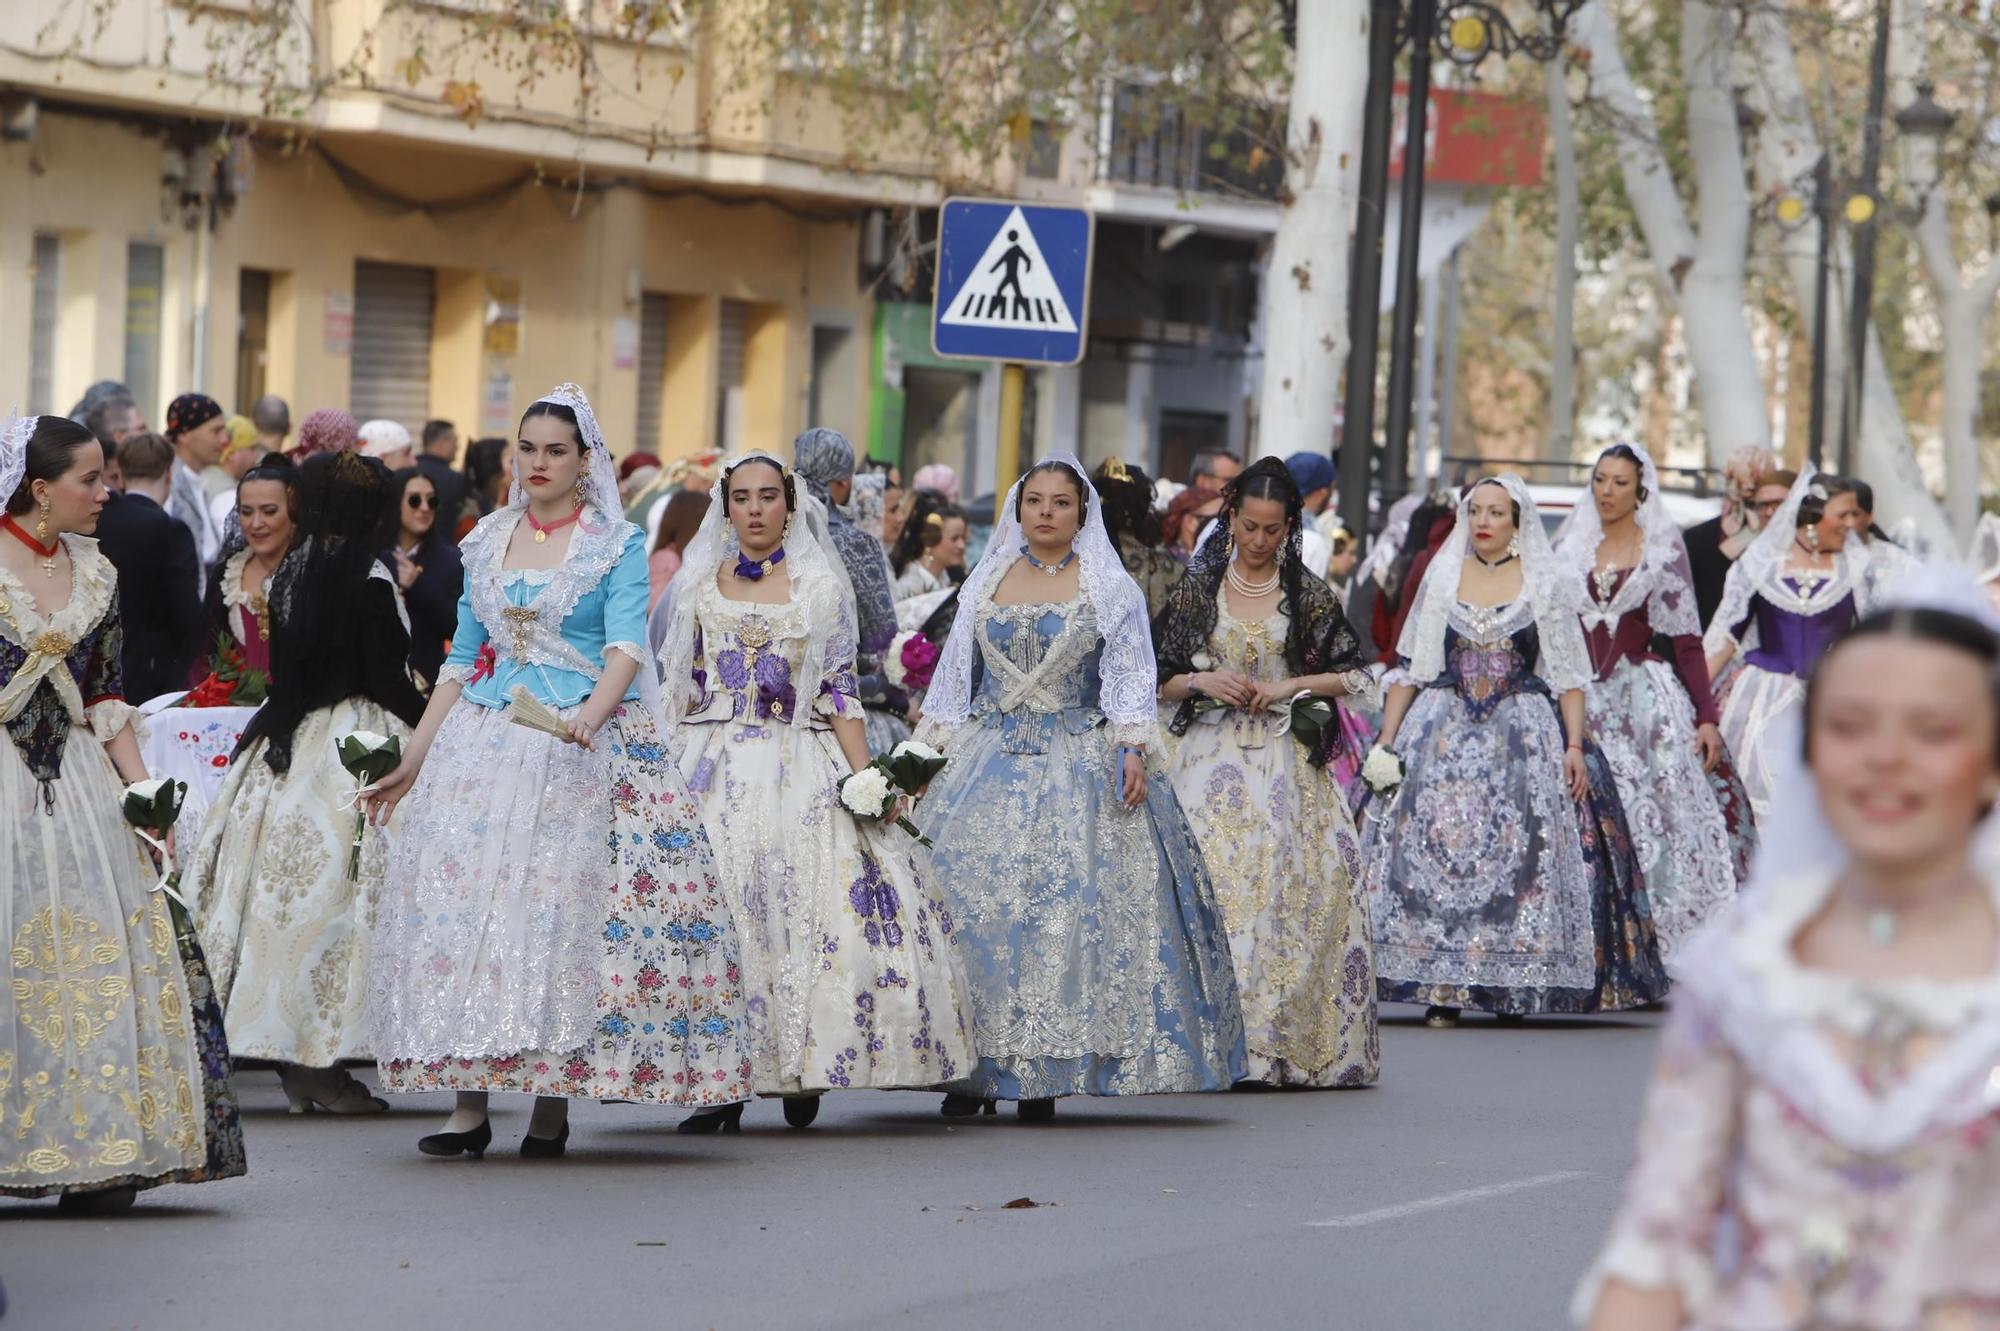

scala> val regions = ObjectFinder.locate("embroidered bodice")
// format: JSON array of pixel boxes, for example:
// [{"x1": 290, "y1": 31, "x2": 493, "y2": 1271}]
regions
[
  {"x1": 969, "y1": 597, "x2": 1143, "y2": 754},
  {"x1": 438, "y1": 508, "x2": 650, "y2": 710},
  {"x1": 681, "y1": 579, "x2": 858, "y2": 728},
  {"x1": 1741, "y1": 579, "x2": 1857, "y2": 678},
  {"x1": 1581, "y1": 566, "x2": 1719, "y2": 725},
  {"x1": 1432, "y1": 600, "x2": 1547, "y2": 723},
  {"x1": 0, "y1": 536, "x2": 134, "y2": 798}
]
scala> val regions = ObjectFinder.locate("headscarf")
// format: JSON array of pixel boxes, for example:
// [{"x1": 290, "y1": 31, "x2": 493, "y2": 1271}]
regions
[
  {"x1": 791, "y1": 426, "x2": 857, "y2": 503},
  {"x1": 165, "y1": 392, "x2": 222, "y2": 440},
  {"x1": 922, "y1": 452, "x2": 1159, "y2": 747},
  {"x1": 222, "y1": 414, "x2": 260, "y2": 460},
  {"x1": 293, "y1": 408, "x2": 358, "y2": 458},
  {"x1": 1152, "y1": 457, "x2": 1367, "y2": 767},
  {"x1": 911, "y1": 462, "x2": 959, "y2": 502},
  {"x1": 844, "y1": 472, "x2": 888, "y2": 538},
  {"x1": 790, "y1": 427, "x2": 897, "y2": 659},
  {"x1": 357, "y1": 419, "x2": 413, "y2": 460},
  {"x1": 654, "y1": 451, "x2": 857, "y2": 729},
  {"x1": 620, "y1": 452, "x2": 661, "y2": 481},
  {"x1": 1554, "y1": 442, "x2": 1700, "y2": 636},
  {"x1": 1396, "y1": 474, "x2": 1591, "y2": 692}
]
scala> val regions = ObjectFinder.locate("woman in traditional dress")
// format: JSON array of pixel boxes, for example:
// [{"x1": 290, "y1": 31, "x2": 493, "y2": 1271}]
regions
[
  {"x1": 190, "y1": 452, "x2": 297, "y2": 689},
  {"x1": 1093, "y1": 457, "x2": 1181, "y2": 620},
  {"x1": 1363, "y1": 475, "x2": 1667, "y2": 1026},
  {"x1": 914, "y1": 455, "x2": 1244, "y2": 1119},
  {"x1": 657, "y1": 453, "x2": 970, "y2": 1131},
  {"x1": 384, "y1": 465, "x2": 464, "y2": 688},
  {"x1": 793, "y1": 428, "x2": 911, "y2": 754},
  {"x1": 1703, "y1": 467, "x2": 1871, "y2": 823},
  {"x1": 1556, "y1": 443, "x2": 1754, "y2": 955},
  {"x1": 1, "y1": 413, "x2": 245, "y2": 1210},
  {"x1": 1579, "y1": 572, "x2": 2000, "y2": 1329},
  {"x1": 1154, "y1": 458, "x2": 1378, "y2": 1088},
  {"x1": 187, "y1": 450, "x2": 427, "y2": 1114},
  {"x1": 892, "y1": 502, "x2": 970, "y2": 602},
  {"x1": 364, "y1": 385, "x2": 751, "y2": 1158}
]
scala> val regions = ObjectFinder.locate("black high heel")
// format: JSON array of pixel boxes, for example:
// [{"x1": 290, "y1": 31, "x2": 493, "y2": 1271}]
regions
[
  {"x1": 782, "y1": 1095, "x2": 821, "y2": 1129},
  {"x1": 677, "y1": 1102, "x2": 745, "y2": 1134},
  {"x1": 519, "y1": 1121, "x2": 570, "y2": 1159},
  {"x1": 1016, "y1": 1098, "x2": 1056, "y2": 1123},
  {"x1": 417, "y1": 1118, "x2": 493, "y2": 1159},
  {"x1": 940, "y1": 1094, "x2": 996, "y2": 1117}
]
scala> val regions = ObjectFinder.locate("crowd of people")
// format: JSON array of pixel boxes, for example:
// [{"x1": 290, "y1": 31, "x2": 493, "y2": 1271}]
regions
[{"x1": 3, "y1": 380, "x2": 1996, "y2": 1327}]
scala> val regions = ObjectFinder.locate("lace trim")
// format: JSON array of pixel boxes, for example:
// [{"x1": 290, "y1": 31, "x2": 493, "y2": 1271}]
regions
[
  {"x1": 0, "y1": 535, "x2": 119, "y2": 725},
  {"x1": 460, "y1": 506, "x2": 633, "y2": 682},
  {"x1": 87, "y1": 696, "x2": 141, "y2": 743}
]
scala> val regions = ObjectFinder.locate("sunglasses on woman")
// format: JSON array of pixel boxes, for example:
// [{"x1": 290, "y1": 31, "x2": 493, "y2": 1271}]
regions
[{"x1": 406, "y1": 493, "x2": 440, "y2": 511}]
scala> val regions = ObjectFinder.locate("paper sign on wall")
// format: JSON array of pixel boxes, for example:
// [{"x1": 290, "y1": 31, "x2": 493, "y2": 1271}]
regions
[
  {"x1": 323, "y1": 291, "x2": 354, "y2": 357},
  {"x1": 481, "y1": 371, "x2": 514, "y2": 436},
  {"x1": 612, "y1": 316, "x2": 639, "y2": 371}
]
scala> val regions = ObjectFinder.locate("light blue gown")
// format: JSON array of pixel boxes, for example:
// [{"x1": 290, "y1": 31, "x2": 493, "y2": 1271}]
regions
[{"x1": 916, "y1": 595, "x2": 1245, "y2": 1099}]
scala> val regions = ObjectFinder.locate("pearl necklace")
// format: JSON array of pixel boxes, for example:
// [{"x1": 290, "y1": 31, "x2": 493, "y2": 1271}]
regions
[{"x1": 1226, "y1": 560, "x2": 1280, "y2": 597}]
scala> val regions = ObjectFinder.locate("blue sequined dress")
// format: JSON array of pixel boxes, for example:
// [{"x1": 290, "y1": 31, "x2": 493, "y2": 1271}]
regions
[{"x1": 916, "y1": 595, "x2": 1245, "y2": 1098}]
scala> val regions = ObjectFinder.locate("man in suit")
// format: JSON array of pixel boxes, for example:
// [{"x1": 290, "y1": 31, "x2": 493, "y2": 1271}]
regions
[
  {"x1": 95, "y1": 431, "x2": 203, "y2": 703},
  {"x1": 417, "y1": 418, "x2": 468, "y2": 530}
]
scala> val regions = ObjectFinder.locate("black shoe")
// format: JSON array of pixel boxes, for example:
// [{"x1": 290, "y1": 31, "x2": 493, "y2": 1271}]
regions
[
  {"x1": 1424, "y1": 1005, "x2": 1461, "y2": 1029},
  {"x1": 519, "y1": 1121, "x2": 570, "y2": 1159},
  {"x1": 940, "y1": 1094, "x2": 997, "y2": 1117},
  {"x1": 417, "y1": 1118, "x2": 493, "y2": 1159},
  {"x1": 1016, "y1": 1098, "x2": 1056, "y2": 1123},
  {"x1": 57, "y1": 1185, "x2": 137, "y2": 1216},
  {"x1": 782, "y1": 1095, "x2": 821, "y2": 1129},
  {"x1": 677, "y1": 1102, "x2": 745, "y2": 1135}
]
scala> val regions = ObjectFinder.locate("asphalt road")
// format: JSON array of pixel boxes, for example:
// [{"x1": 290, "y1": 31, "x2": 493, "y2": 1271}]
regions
[{"x1": 0, "y1": 1005, "x2": 1662, "y2": 1331}]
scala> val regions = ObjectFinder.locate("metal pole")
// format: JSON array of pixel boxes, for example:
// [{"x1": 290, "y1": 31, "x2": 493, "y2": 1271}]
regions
[
  {"x1": 994, "y1": 363, "x2": 1025, "y2": 526},
  {"x1": 1808, "y1": 154, "x2": 1832, "y2": 470},
  {"x1": 1433, "y1": 244, "x2": 1464, "y2": 484},
  {"x1": 1380, "y1": 0, "x2": 1437, "y2": 516},
  {"x1": 1840, "y1": 0, "x2": 1892, "y2": 477},
  {"x1": 1338, "y1": 0, "x2": 1400, "y2": 548},
  {"x1": 1413, "y1": 260, "x2": 1444, "y2": 489}
]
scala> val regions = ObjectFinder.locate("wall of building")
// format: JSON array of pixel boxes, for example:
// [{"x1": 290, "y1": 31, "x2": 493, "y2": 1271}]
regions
[{"x1": 0, "y1": 110, "x2": 874, "y2": 463}]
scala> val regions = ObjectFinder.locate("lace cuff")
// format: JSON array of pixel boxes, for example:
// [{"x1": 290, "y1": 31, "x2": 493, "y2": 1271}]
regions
[
  {"x1": 604, "y1": 640, "x2": 648, "y2": 671},
  {"x1": 1337, "y1": 668, "x2": 1381, "y2": 711},
  {"x1": 1106, "y1": 718, "x2": 1156, "y2": 752},
  {"x1": 87, "y1": 697, "x2": 142, "y2": 744},
  {"x1": 914, "y1": 715, "x2": 962, "y2": 753},
  {"x1": 436, "y1": 662, "x2": 477, "y2": 687}
]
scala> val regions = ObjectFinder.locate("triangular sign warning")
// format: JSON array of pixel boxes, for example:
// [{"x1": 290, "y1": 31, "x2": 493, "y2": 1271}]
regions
[{"x1": 939, "y1": 207, "x2": 1079, "y2": 334}]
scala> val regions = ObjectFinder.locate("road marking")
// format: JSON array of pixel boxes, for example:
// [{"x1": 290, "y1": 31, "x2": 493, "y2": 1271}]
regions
[{"x1": 1304, "y1": 1170, "x2": 1591, "y2": 1229}]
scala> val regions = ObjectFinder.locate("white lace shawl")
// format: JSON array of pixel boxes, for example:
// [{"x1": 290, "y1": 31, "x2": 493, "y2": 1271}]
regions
[
  {"x1": 1555, "y1": 443, "x2": 1701, "y2": 637},
  {"x1": 653, "y1": 452, "x2": 857, "y2": 729},
  {"x1": 1395, "y1": 473, "x2": 1591, "y2": 692},
  {"x1": 1671, "y1": 560, "x2": 2000, "y2": 1153},
  {"x1": 921, "y1": 451, "x2": 1160, "y2": 748},
  {"x1": 1702, "y1": 464, "x2": 1876, "y2": 657}
]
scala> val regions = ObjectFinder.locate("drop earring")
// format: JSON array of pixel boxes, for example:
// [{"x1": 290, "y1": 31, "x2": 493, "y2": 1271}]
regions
[
  {"x1": 1805, "y1": 525, "x2": 1820, "y2": 554},
  {"x1": 35, "y1": 498, "x2": 50, "y2": 545},
  {"x1": 574, "y1": 476, "x2": 587, "y2": 507},
  {"x1": 1506, "y1": 531, "x2": 1521, "y2": 559}
]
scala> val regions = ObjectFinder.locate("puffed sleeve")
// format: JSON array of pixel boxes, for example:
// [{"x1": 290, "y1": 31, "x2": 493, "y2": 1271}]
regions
[
  {"x1": 601, "y1": 527, "x2": 651, "y2": 671},
  {"x1": 434, "y1": 572, "x2": 488, "y2": 687},
  {"x1": 1569, "y1": 997, "x2": 1740, "y2": 1325}
]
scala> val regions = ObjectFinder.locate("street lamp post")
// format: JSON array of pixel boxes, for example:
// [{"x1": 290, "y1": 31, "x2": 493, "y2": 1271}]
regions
[{"x1": 1838, "y1": 0, "x2": 1893, "y2": 478}]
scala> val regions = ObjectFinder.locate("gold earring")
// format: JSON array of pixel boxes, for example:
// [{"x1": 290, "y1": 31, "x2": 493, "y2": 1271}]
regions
[
  {"x1": 574, "y1": 476, "x2": 586, "y2": 507},
  {"x1": 35, "y1": 498, "x2": 50, "y2": 545}
]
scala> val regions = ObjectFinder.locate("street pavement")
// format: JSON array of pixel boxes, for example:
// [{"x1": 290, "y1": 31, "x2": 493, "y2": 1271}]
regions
[{"x1": 1, "y1": 1005, "x2": 1662, "y2": 1330}]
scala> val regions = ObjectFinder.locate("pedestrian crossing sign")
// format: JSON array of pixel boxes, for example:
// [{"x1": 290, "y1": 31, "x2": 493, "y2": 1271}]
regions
[{"x1": 932, "y1": 197, "x2": 1094, "y2": 366}]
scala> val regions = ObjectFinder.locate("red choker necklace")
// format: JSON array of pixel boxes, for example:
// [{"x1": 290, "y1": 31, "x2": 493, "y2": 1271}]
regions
[
  {"x1": 2, "y1": 514, "x2": 60, "y2": 578},
  {"x1": 525, "y1": 505, "x2": 583, "y2": 544}
]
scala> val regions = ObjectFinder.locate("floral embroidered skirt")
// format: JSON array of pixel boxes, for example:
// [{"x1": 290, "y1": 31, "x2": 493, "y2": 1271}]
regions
[
  {"x1": 1586, "y1": 660, "x2": 1754, "y2": 957},
  {"x1": 674, "y1": 717, "x2": 972, "y2": 1095},
  {"x1": 1165, "y1": 714, "x2": 1378, "y2": 1088},
  {"x1": 189, "y1": 697, "x2": 409, "y2": 1065},
  {"x1": 915, "y1": 711, "x2": 1246, "y2": 1099},
  {"x1": 373, "y1": 703, "x2": 752, "y2": 1107},
  {"x1": 1362, "y1": 687, "x2": 1668, "y2": 1015},
  {"x1": 2, "y1": 730, "x2": 245, "y2": 1197}
]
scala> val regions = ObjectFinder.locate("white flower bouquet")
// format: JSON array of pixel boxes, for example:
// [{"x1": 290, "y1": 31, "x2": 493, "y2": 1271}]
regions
[
  {"x1": 1360, "y1": 744, "x2": 1405, "y2": 797},
  {"x1": 838, "y1": 739, "x2": 949, "y2": 845},
  {"x1": 335, "y1": 729, "x2": 404, "y2": 879}
]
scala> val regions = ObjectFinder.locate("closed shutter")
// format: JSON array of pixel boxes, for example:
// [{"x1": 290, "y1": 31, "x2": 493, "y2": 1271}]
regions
[
  {"x1": 637, "y1": 292, "x2": 670, "y2": 455},
  {"x1": 351, "y1": 260, "x2": 434, "y2": 433},
  {"x1": 29, "y1": 233, "x2": 60, "y2": 415},
  {"x1": 716, "y1": 298, "x2": 746, "y2": 456}
]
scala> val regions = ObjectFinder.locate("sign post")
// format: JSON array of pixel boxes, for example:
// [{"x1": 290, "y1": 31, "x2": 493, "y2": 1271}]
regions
[{"x1": 930, "y1": 197, "x2": 1094, "y2": 519}]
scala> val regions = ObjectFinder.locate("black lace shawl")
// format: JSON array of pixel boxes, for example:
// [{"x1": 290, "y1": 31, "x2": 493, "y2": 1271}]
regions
[{"x1": 1151, "y1": 525, "x2": 1365, "y2": 768}]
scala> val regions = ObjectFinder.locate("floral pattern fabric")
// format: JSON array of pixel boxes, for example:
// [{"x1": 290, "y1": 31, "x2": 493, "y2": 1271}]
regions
[
  {"x1": 670, "y1": 580, "x2": 971, "y2": 1094},
  {"x1": 376, "y1": 705, "x2": 753, "y2": 1105},
  {"x1": 1162, "y1": 600, "x2": 1377, "y2": 1087},
  {"x1": 916, "y1": 595, "x2": 1245, "y2": 1099},
  {"x1": 1362, "y1": 602, "x2": 1668, "y2": 1014}
]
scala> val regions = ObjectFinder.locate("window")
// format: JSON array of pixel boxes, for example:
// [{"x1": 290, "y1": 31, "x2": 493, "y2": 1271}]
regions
[
  {"x1": 123, "y1": 243, "x2": 165, "y2": 420},
  {"x1": 29, "y1": 233, "x2": 59, "y2": 415}
]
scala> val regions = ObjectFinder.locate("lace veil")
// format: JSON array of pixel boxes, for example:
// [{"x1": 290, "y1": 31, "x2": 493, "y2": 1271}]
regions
[
  {"x1": 1701, "y1": 463, "x2": 1873, "y2": 657},
  {"x1": 654, "y1": 451, "x2": 857, "y2": 728},
  {"x1": 509, "y1": 382, "x2": 622, "y2": 517},
  {"x1": 923, "y1": 452, "x2": 1159, "y2": 744},
  {"x1": 0, "y1": 412, "x2": 29, "y2": 506},
  {"x1": 1396, "y1": 473, "x2": 1590, "y2": 691},
  {"x1": 1555, "y1": 442, "x2": 1701, "y2": 636}
]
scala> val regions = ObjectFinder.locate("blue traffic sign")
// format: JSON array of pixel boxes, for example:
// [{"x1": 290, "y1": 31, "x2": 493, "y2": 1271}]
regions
[{"x1": 931, "y1": 197, "x2": 1094, "y2": 366}]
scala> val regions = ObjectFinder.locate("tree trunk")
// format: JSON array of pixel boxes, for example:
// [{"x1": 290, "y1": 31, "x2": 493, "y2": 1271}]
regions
[
  {"x1": 1740, "y1": 3, "x2": 1951, "y2": 547},
  {"x1": 1546, "y1": 54, "x2": 1578, "y2": 462},
  {"x1": 1255, "y1": 0, "x2": 1371, "y2": 460},
  {"x1": 1576, "y1": 0, "x2": 1770, "y2": 462}
]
